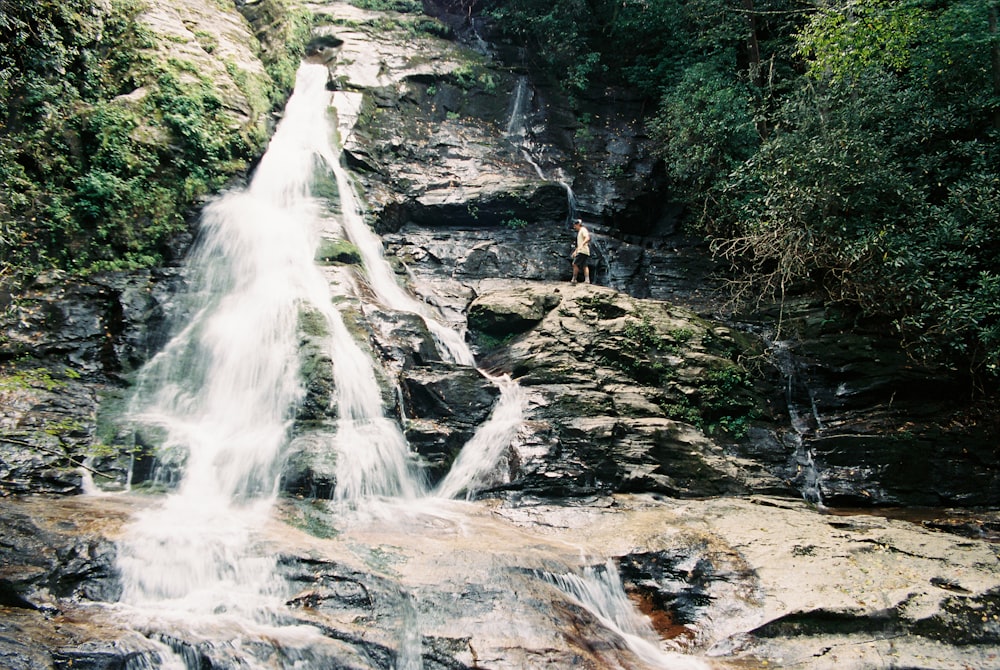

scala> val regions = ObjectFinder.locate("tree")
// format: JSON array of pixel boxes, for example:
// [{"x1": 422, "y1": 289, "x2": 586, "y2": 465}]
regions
[{"x1": 721, "y1": 0, "x2": 1000, "y2": 381}]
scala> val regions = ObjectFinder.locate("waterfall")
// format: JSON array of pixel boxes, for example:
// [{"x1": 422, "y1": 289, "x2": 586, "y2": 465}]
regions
[
  {"x1": 771, "y1": 339, "x2": 825, "y2": 507},
  {"x1": 434, "y1": 375, "x2": 525, "y2": 499},
  {"x1": 116, "y1": 64, "x2": 423, "y2": 617},
  {"x1": 92, "y1": 57, "x2": 715, "y2": 670},
  {"x1": 324, "y1": 91, "x2": 526, "y2": 500},
  {"x1": 543, "y1": 561, "x2": 708, "y2": 670},
  {"x1": 505, "y1": 76, "x2": 577, "y2": 224}
]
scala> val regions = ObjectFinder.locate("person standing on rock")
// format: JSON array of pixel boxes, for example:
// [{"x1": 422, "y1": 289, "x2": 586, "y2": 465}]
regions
[{"x1": 570, "y1": 218, "x2": 591, "y2": 284}]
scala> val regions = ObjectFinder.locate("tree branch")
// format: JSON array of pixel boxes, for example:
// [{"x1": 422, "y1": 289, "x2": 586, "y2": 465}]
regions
[{"x1": 0, "y1": 436, "x2": 116, "y2": 479}]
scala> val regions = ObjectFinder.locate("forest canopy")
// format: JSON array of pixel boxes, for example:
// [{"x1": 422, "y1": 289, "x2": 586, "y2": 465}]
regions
[{"x1": 482, "y1": 0, "x2": 1000, "y2": 383}]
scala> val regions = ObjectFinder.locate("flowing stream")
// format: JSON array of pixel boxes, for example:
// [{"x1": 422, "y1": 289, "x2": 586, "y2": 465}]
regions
[
  {"x1": 109, "y1": 62, "x2": 706, "y2": 669},
  {"x1": 505, "y1": 76, "x2": 577, "y2": 223}
]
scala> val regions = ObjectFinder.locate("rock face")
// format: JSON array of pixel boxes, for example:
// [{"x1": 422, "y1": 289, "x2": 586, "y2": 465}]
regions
[
  {"x1": 737, "y1": 300, "x2": 1000, "y2": 508},
  {"x1": 461, "y1": 280, "x2": 782, "y2": 499},
  {"x1": 3, "y1": 493, "x2": 1000, "y2": 670},
  {"x1": 139, "y1": 0, "x2": 272, "y2": 131},
  {"x1": 2, "y1": 1, "x2": 1000, "y2": 669},
  {"x1": 0, "y1": 271, "x2": 180, "y2": 494}
]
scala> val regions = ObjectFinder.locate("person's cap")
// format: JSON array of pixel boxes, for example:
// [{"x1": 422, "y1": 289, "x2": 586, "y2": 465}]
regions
[{"x1": 573, "y1": 218, "x2": 582, "y2": 225}]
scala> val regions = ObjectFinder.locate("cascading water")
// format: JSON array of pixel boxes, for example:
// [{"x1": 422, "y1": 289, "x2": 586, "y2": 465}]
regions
[
  {"x1": 326, "y1": 91, "x2": 473, "y2": 368},
  {"x1": 113, "y1": 65, "x2": 424, "y2": 666},
  {"x1": 771, "y1": 338, "x2": 825, "y2": 507},
  {"x1": 434, "y1": 375, "x2": 525, "y2": 500},
  {"x1": 506, "y1": 76, "x2": 577, "y2": 224},
  {"x1": 117, "y1": 71, "x2": 322, "y2": 614},
  {"x1": 542, "y1": 560, "x2": 708, "y2": 670},
  {"x1": 323, "y1": 90, "x2": 526, "y2": 499}
]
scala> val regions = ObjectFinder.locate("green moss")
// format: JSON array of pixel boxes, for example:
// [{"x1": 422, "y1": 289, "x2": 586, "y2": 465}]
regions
[
  {"x1": 316, "y1": 238, "x2": 362, "y2": 265},
  {"x1": 451, "y1": 61, "x2": 498, "y2": 93},
  {"x1": 193, "y1": 30, "x2": 218, "y2": 54},
  {"x1": 611, "y1": 313, "x2": 763, "y2": 438},
  {"x1": 470, "y1": 330, "x2": 517, "y2": 353},
  {"x1": 237, "y1": 0, "x2": 312, "y2": 101},
  {"x1": 298, "y1": 306, "x2": 330, "y2": 339},
  {"x1": 403, "y1": 17, "x2": 454, "y2": 39},
  {"x1": 287, "y1": 500, "x2": 340, "y2": 539},
  {"x1": 0, "y1": 0, "x2": 310, "y2": 281},
  {"x1": 311, "y1": 164, "x2": 341, "y2": 205},
  {"x1": 348, "y1": 0, "x2": 422, "y2": 13}
]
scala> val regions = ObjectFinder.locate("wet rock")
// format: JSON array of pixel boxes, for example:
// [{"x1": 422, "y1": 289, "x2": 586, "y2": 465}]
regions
[
  {"x1": 0, "y1": 619, "x2": 53, "y2": 670},
  {"x1": 464, "y1": 282, "x2": 782, "y2": 499},
  {"x1": 400, "y1": 363, "x2": 500, "y2": 481},
  {"x1": 366, "y1": 309, "x2": 445, "y2": 369},
  {"x1": 739, "y1": 300, "x2": 1000, "y2": 507},
  {"x1": 467, "y1": 285, "x2": 561, "y2": 336},
  {"x1": 618, "y1": 551, "x2": 718, "y2": 629},
  {"x1": 0, "y1": 499, "x2": 121, "y2": 609},
  {"x1": 283, "y1": 432, "x2": 338, "y2": 498},
  {"x1": 295, "y1": 307, "x2": 337, "y2": 427}
]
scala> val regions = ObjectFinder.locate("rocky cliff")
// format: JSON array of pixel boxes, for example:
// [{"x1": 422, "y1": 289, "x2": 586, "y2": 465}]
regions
[{"x1": 1, "y1": 1, "x2": 999, "y2": 669}]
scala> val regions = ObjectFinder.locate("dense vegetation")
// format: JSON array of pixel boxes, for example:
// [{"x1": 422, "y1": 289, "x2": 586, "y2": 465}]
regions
[
  {"x1": 0, "y1": 0, "x2": 309, "y2": 277},
  {"x1": 483, "y1": 0, "x2": 1000, "y2": 385}
]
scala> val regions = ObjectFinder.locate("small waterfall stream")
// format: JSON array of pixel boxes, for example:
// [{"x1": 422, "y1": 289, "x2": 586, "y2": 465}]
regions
[
  {"x1": 504, "y1": 75, "x2": 619, "y2": 286},
  {"x1": 542, "y1": 560, "x2": 708, "y2": 670},
  {"x1": 771, "y1": 338, "x2": 826, "y2": 507},
  {"x1": 505, "y1": 76, "x2": 577, "y2": 223},
  {"x1": 108, "y1": 62, "x2": 708, "y2": 669}
]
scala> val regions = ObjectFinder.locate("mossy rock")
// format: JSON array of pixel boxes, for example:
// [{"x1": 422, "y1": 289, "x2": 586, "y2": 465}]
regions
[{"x1": 315, "y1": 238, "x2": 362, "y2": 265}]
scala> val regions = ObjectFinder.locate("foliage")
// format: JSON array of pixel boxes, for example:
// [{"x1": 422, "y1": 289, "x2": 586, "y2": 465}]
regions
[
  {"x1": 490, "y1": 0, "x2": 1000, "y2": 381},
  {"x1": 796, "y1": 0, "x2": 927, "y2": 81},
  {"x1": 348, "y1": 0, "x2": 422, "y2": 13},
  {"x1": 482, "y1": 0, "x2": 803, "y2": 98},
  {"x1": 504, "y1": 218, "x2": 529, "y2": 230},
  {"x1": 480, "y1": 0, "x2": 596, "y2": 94},
  {"x1": 617, "y1": 314, "x2": 760, "y2": 437},
  {"x1": 886, "y1": 169, "x2": 1000, "y2": 377},
  {"x1": 622, "y1": 315, "x2": 664, "y2": 351},
  {"x1": 650, "y1": 58, "x2": 760, "y2": 228},
  {"x1": 707, "y1": 0, "x2": 1000, "y2": 380},
  {"x1": 0, "y1": 0, "x2": 307, "y2": 282}
]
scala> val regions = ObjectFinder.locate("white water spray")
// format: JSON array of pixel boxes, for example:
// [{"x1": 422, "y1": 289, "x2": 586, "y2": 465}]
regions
[{"x1": 434, "y1": 375, "x2": 525, "y2": 499}]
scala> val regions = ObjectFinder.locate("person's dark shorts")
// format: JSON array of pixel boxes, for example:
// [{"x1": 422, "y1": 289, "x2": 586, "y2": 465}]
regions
[{"x1": 573, "y1": 253, "x2": 590, "y2": 268}]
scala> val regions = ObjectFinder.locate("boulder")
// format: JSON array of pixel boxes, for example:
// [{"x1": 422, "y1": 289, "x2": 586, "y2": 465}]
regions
[
  {"x1": 467, "y1": 285, "x2": 561, "y2": 336},
  {"x1": 464, "y1": 282, "x2": 786, "y2": 499}
]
